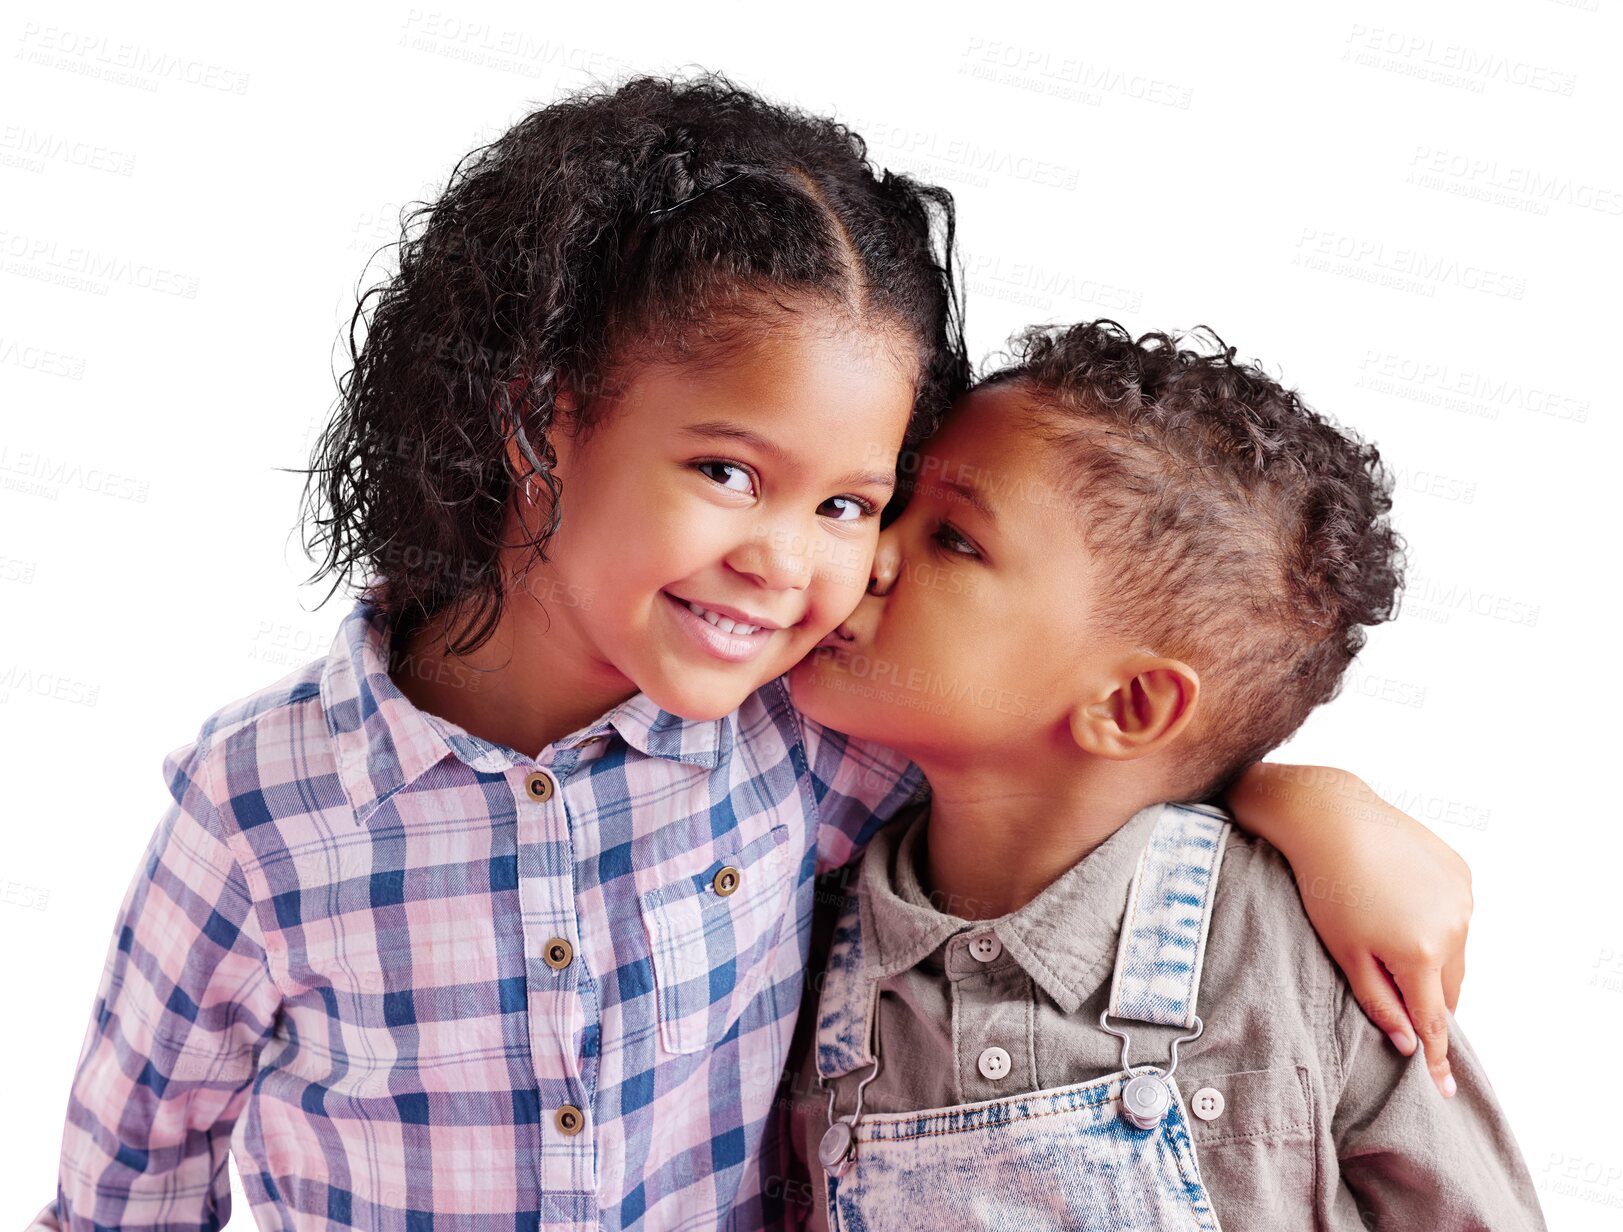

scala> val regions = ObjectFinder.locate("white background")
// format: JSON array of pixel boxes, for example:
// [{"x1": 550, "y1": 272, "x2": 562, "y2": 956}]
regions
[{"x1": 3, "y1": 0, "x2": 1618, "y2": 1225}]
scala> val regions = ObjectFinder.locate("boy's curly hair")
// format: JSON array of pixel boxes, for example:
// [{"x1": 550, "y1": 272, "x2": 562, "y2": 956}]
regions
[
  {"x1": 981, "y1": 320, "x2": 1405, "y2": 799},
  {"x1": 297, "y1": 71, "x2": 969, "y2": 657}
]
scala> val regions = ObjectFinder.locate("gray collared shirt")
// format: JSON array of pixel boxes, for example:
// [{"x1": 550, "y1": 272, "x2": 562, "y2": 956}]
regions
[{"x1": 777, "y1": 802, "x2": 1546, "y2": 1231}]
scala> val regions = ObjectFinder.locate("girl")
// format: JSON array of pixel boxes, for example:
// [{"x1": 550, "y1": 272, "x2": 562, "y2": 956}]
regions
[{"x1": 34, "y1": 74, "x2": 1468, "y2": 1231}]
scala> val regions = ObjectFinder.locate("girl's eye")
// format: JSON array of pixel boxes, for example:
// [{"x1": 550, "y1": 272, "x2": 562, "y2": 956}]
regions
[
  {"x1": 930, "y1": 518, "x2": 980, "y2": 559},
  {"x1": 694, "y1": 460, "x2": 755, "y2": 495},
  {"x1": 695, "y1": 460, "x2": 879, "y2": 522},
  {"x1": 821, "y1": 495, "x2": 880, "y2": 523}
]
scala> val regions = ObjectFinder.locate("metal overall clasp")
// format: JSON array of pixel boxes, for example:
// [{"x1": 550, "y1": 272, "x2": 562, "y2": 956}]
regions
[
  {"x1": 817, "y1": 1055, "x2": 882, "y2": 1179},
  {"x1": 1099, "y1": 1010, "x2": 1204, "y2": 1130}
]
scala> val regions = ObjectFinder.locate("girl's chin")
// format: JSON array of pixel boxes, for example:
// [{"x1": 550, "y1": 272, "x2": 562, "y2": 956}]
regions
[{"x1": 637, "y1": 675, "x2": 758, "y2": 725}]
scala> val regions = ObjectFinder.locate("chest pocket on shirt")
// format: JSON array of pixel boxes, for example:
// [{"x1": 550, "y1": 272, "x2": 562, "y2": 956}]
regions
[
  {"x1": 1181, "y1": 1065, "x2": 1317, "y2": 1224},
  {"x1": 636, "y1": 823, "x2": 794, "y2": 1055}
]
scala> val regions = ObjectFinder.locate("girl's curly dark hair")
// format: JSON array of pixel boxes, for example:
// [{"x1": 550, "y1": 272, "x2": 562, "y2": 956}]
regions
[
  {"x1": 296, "y1": 71, "x2": 969, "y2": 658},
  {"x1": 980, "y1": 319, "x2": 1406, "y2": 798}
]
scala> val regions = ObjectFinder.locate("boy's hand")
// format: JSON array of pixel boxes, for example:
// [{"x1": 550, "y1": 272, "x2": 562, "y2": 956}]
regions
[{"x1": 1225, "y1": 763, "x2": 1471, "y2": 1099}]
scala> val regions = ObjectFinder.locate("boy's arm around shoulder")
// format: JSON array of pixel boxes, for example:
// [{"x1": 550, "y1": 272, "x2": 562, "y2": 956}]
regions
[
  {"x1": 1208, "y1": 830, "x2": 1544, "y2": 1232},
  {"x1": 1327, "y1": 939, "x2": 1548, "y2": 1230},
  {"x1": 30, "y1": 734, "x2": 281, "y2": 1231},
  {"x1": 1225, "y1": 762, "x2": 1472, "y2": 1095}
]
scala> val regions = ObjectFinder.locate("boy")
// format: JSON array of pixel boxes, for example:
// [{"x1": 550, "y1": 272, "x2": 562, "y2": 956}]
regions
[{"x1": 772, "y1": 320, "x2": 1545, "y2": 1230}]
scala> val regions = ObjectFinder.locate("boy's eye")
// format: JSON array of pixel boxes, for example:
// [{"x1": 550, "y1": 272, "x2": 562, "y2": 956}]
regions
[
  {"x1": 694, "y1": 460, "x2": 755, "y2": 495},
  {"x1": 822, "y1": 495, "x2": 879, "y2": 523},
  {"x1": 930, "y1": 519, "x2": 980, "y2": 559}
]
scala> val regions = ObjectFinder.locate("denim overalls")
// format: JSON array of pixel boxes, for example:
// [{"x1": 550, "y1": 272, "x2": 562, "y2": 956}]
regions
[{"x1": 812, "y1": 803, "x2": 1232, "y2": 1232}]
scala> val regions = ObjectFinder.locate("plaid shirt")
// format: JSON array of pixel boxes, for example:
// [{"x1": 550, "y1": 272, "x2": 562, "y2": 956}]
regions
[{"x1": 32, "y1": 593, "x2": 924, "y2": 1231}]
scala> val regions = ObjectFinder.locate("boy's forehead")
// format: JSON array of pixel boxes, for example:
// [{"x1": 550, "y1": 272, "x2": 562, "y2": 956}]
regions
[
  {"x1": 914, "y1": 384, "x2": 1099, "y2": 589},
  {"x1": 943, "y1": 379, "x2": 1042, "y2": 437},
  {"x1": 921, "y1": 383, "x2": 1056, "y2": 505}
]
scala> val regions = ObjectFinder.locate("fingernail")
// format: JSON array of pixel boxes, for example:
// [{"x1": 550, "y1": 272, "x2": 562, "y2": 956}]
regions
[
  {"x1": 1442, "y1": 1073, "x2": 1457, "y2": 1099},
  {"x1": 1387, "y1": 1030, "x2": 1414, "y2": 1055}
]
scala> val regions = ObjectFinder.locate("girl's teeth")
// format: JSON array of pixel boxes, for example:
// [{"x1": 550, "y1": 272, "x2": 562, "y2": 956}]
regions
[{"x1": 684, "y1": 599, "x2": 760, "y2": 636}]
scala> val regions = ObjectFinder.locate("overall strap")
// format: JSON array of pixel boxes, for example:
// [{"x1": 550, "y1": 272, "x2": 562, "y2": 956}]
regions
[
  {"x1": 1107, "y1": 802, "x2": 1232, "y2": 1030},
  {"x1": 815, "y1": 863, "x2": 881, "y2": 1082}
]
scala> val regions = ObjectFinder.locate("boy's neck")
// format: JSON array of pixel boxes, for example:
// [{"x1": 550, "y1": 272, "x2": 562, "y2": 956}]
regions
[{"x1": 912, "y1": 752, "x2": 1171, "y2": 921}]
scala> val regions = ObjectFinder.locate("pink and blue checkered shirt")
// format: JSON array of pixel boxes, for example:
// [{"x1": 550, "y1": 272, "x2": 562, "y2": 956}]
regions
[{"x1": 32, "y1": 592, "x2": 924, "y2": 1231}]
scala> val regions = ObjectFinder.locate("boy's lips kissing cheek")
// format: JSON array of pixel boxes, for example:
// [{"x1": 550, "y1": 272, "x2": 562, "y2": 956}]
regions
[{"x1": 814, "y1": 622, "x2": 854, "y2": 651}]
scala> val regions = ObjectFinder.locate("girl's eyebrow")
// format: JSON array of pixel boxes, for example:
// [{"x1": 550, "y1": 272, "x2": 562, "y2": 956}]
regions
[{"x1": 679, "y1": 420, "x2": 896, "y2": 493}]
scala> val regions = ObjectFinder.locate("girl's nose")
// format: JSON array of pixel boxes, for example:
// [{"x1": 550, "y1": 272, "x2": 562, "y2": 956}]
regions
[
  {"x1": 867, "y1": 525, "x2": 901, "y2": 597},
  {"x1": 728, "y1": 526, "x2": 814, "y2": 592}
]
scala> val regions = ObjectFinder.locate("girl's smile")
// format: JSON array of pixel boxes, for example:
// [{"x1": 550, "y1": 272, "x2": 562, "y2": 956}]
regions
[{"x1": 662, "y1": 589, "x2": 787, "y2": 664}]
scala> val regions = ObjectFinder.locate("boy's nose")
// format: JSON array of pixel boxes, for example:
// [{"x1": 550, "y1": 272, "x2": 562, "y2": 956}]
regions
[{"x1": 867, "y1": 526, "x2": 901, "y2": 597}]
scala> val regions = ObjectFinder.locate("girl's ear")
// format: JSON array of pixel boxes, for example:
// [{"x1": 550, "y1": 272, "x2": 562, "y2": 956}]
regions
[
  {"x1": 1069, "y1": 657, "x2": 1200, "y2": 761},
  {"x1": 501, "y1": 379, "x2": 579, "y2": 479}
]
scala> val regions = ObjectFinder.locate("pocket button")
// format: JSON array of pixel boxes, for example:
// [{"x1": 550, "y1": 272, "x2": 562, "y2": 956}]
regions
[{"x1": 712, "y1": 865, "x2": 741, "y2": 896}]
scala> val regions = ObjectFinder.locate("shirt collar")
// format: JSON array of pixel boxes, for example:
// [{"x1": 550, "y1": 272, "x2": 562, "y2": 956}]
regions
[
  {"x1": 857, "y1": 801, "x2": 1168, "y2": 1014},
  {"x1": 321, "y1": 585, "x2": 735, "y2": 825}
]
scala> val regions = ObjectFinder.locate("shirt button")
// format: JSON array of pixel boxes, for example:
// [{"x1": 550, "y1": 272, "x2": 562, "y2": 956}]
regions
[
  {"x1": 712, "y1": 865, "x2": 741, "y2": 896},
  {"x1": 977, "y1": 1046, "x2": 1011, "y2": 1080},
  {"x1": 554, "y1": 1104, "x2": 585, "y2": 1135},
  {"x1": 543, "y1": 938, "x2": 573, "y2": 970},
  {"x1": 967, "y1": 932, "x2": 1002, "y2": 963},
  {"x1": 525, "y1": 770, "x2": 555, "y2": 802},
  {"x1": 1190, "y1": 1086, "x2": 1226, "y2": 1121}
]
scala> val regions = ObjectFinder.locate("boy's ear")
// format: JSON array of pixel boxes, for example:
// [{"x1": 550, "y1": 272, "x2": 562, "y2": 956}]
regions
[{"x1": 1069, "y1": 656, "x2": 1200, "y2": 761}]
